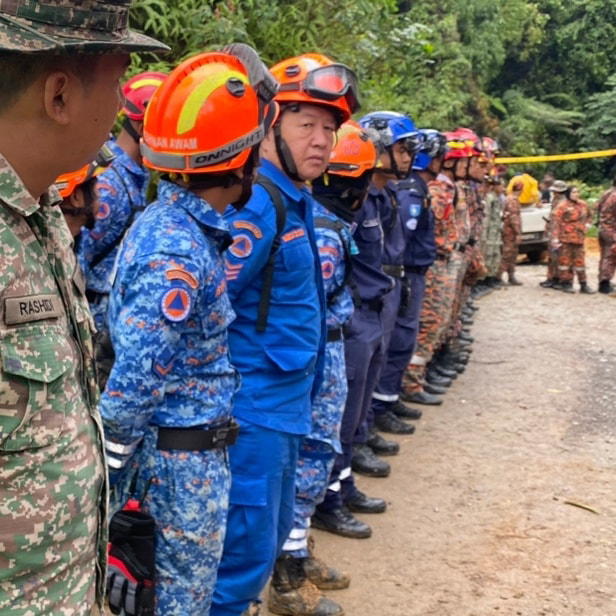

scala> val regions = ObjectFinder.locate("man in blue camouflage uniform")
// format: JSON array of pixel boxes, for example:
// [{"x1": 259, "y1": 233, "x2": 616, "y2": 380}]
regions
[
  {"x1": 78, "y1": 71, "x2": 166, "y2": 333},
  {"x1": 99, "y1": 47, "x2": 276, "y2": 615},
  {"x1": 212, "y1": 53, "x2": 360, "y2": 616}
]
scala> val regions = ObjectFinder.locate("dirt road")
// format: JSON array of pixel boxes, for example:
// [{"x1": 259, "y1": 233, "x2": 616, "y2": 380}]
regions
[{"x1": 299, "y1": 259, "x2": 616, "y2": 616}]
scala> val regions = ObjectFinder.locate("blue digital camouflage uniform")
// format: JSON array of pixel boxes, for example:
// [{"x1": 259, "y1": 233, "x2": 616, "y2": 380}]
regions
[
  {"x1": 282, "y1": 201, "x2": 355, "y2": 559},
  {"x1": 78, "y1": 139, "x2": 149, "y2": 333},
  {"x1": 212, "y1": 159, "x2": 326, "y2": 616},
  {"x1": 99, "y1": 179, "x2": 239, "y2": 615}
]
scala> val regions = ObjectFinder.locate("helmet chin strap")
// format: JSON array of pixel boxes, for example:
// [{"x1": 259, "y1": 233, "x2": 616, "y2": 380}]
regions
[
  {"x1": 122, "y1": 116, "x2": 141, "y2": 144},
  {"x1": 274, "y1": 122, "x2": 303, "y2": 183}
]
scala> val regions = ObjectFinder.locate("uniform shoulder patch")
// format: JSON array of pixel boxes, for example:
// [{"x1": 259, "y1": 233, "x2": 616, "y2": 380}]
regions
[
  {"x1": 228, "y1": 234, "x2": 253, "y2": 259},
  {"x1": 282, "y1": 228, "x2": 305, "y2": 242},
  {"x1": 233, "y1": 220, "x2": 263, "y2": 239},
  {"x1": 161, "y1": 288, "x2": 192, "y2": 322},
  {"x1": 166, "y1": 268, "x2": 199, "y2": 289},
  {"x1": 321, "y1": 259, "x2": 335, "y2": 280},
  {"x1": 95, "y1": 201, "x2": 111, "y2": 220}
]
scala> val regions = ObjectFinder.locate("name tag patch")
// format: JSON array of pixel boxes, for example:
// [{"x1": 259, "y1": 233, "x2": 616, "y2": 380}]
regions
[{"x1": 5, "y1": 294, "x2": 63, "y2": 325}]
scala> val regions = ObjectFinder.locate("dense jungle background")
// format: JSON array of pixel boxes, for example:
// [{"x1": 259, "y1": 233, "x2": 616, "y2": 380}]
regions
[{"x1": 129, "y1": 0, "x2": 616, "y2": 187}]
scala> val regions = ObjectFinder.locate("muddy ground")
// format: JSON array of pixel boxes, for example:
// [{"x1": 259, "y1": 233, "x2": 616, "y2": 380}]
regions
[{"x1": 280, "y1": 254, "x2": 616, "y2": 616}]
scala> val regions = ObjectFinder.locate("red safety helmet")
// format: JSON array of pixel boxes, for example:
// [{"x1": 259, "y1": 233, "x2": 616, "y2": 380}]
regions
[
  {"x1": 141, "y1": 49, "x2": 277, "y2": 174},
  {"x1": 122, "y1": 71, "x2": 168, "y2": 121},
  {"x1": 270, "y1": 53, "x2": 359, "y2": 125}
]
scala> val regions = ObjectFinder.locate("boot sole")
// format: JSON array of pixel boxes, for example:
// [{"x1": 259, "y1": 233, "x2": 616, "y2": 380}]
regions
[{"x1": 310, "y1": 520, "x2": 372, "y2": 540}]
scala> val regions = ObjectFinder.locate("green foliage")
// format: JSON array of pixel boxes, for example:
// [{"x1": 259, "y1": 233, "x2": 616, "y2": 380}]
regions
[{"x1": 127, "y1": 0, "x2": 616, "y2": 185}]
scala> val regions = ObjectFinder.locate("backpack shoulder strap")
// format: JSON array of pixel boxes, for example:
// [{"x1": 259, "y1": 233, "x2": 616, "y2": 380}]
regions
[{"x1": 254, "y1": 174, "x2": 287, "y2": 333}]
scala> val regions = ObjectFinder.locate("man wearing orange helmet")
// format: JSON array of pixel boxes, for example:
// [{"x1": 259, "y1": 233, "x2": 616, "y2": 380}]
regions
[
  {"x1": 212, "y1": 52, "x2": 360, "y2": 616},
  {"x1": 78, "y1": 70, "x2": 166, "y2": 335},
  {"x1": 266, "y1": 122, "x2": 381, "y2": 616},
  {"x1": 99, "y1": 45, "x2": 277, "y2": 615},
  {"x1": 54, "y1": 146, "x2": 115, "y2": 240}
]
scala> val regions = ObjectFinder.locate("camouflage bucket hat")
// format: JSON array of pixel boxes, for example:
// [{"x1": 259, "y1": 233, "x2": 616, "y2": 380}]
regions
[{"x1": 0, "y1": 0, "x2": 169, "y2": 53}]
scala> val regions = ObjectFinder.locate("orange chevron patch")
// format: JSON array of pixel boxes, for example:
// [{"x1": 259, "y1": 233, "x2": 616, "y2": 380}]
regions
[
  {"x1": 166, "y1": 268, "x2": 199, "y2": 289},
  {"x1": 282, "y1": 228, "x2": 305, "y2": 242},
  {"x1": 233, "y1": 220, "x2": 263, "y2": 238}
]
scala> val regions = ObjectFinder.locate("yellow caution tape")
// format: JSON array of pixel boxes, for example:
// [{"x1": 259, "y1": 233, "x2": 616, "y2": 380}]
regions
[{"x1": 495, "y1": 149, "x2": 616, "y2": 164}]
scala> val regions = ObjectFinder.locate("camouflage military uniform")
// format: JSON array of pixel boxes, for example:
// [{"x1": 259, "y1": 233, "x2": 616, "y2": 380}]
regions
[
  {"x1": 482, "y1": 188, "x2": 505, "y2": 277},
  {"x1": 446, "y1": 181, "x2": 471, "y2": 340},
  {"x1": 78, "y1": 139, "x2": 149, "y2": 333},
  {"x1": 100, "y1": 180, "x2": 239, "y2": 614},
  {"x1": 404, "y1": 174, "x2": 457, "y2": 393},
  {"x1": 0, "y1": 153, "x2": 106, "y2": 614},
  {"x1": 597, "y1": 187, "x2": 616, "y2": 283},
  {"x1": 553, "y1": 198, "x2": 590, "y2": 284},
  {"x1": 499, "y1": 194, "x2": 522, "y2": 276},
  {"x1": 463, "y1": 181, "x2": 487, "y2": 286},
  {"x1": 283, "y1": 203, "x2": 354, "y2": 559}
]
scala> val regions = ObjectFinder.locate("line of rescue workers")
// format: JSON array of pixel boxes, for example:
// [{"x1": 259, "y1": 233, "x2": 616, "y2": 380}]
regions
[{"x1": 2, "y1": 5, "x2": 616, "y2": 616}]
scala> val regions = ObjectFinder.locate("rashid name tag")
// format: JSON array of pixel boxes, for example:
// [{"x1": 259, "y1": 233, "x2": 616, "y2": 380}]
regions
[{"x1": 4, "y1": 294, "x2": 63, "y2": 325}]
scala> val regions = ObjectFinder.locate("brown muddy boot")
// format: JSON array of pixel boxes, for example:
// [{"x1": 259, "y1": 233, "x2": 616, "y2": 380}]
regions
[
  {"x1": 304, "y1": 536, "x2": 350, "y2": 590},
  {"x1": 269, "y1": 554, "x2": 345, "y2": 616}
]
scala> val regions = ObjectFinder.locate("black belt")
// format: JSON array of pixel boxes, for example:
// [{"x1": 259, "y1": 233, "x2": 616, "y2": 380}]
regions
[
  {"x1": 157, "y1": 419, "x2": 239, "y2": 451},
  {"x1": 327, "y1": 328, "x2": 343, "y2": 342},
  {"x1": 382, "y1": 264, "x2": 406, "y2": 278},
  {"x1": 436, "y1": 253, "x2": 450, "y2": 261},
  {"x1": 406, "y1": 265, "x2": 429, "y2": 275}
]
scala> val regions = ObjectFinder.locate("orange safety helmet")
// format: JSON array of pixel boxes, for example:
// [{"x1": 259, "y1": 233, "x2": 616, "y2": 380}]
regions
[
  {"x1": 327, "y1": 120, "x2": 379, "y2": 178},
  {"x1": 122, "y1": 71, "x2": 168, "y2": 121},
  {"x1": 141, "y1": 48, "x2": 278, "y2": 175},
  {"x1": 54, "y1": 145, "x2": 115, "y2": 198},
  {"x1": 270, "y1": 53, "x2": 360, "y2": 125}
]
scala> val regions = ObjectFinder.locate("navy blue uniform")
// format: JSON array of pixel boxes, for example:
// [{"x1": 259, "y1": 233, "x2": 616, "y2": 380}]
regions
[
  {"x1": 319, "y1": 185, "x2": 393, "y2": 508},
  {"x1": 372, "y1": 173, "x2": 436, "y2": 411}
]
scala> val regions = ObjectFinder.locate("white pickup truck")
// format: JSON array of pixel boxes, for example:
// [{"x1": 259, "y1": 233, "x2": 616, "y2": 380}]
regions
[{"x1": 519, "y1": 202, "x2": 551, "y2": 262}]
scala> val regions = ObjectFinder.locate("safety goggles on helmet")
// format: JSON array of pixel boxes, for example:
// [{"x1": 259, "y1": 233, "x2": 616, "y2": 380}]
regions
[
  {"x1": 223, "y1": 43, "x2": 279, "y2": 109},
  {"x1": 279, "y1": 63, "x2": 361, "y2": 115}
]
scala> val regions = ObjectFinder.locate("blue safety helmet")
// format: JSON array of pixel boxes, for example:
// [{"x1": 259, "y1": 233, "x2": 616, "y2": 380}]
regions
[
  {"x1": 359, "y1": 111, "x2": 419, "y2": 148},
  {"x1": 359, "y1": 111, "x2": 421, "y2": 177},
  {"x1": 413, "y1": 129, "x2": 448, "y2": 171}
]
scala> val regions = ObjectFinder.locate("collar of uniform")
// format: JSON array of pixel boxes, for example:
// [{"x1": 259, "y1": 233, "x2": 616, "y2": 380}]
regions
[
  {"x1": 0, "y1": 152, "x2": 60, "y2": 216},
  {"x1": 107, "y1": 139, "x2": 148, "y2": 181},
  {"x1": 259, "y1": 158, "x2": 308, "y2": 205},
  {"x1": 157, "y1": 179, "x2": 230, "y2": 240}
]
